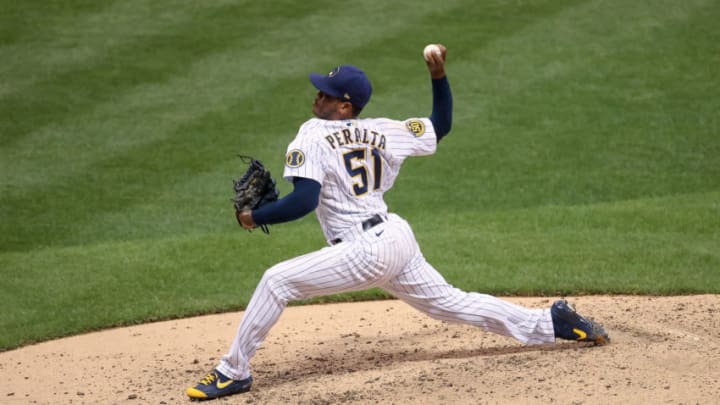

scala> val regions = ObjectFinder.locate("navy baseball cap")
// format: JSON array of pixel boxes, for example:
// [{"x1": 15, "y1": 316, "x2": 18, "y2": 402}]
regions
[{"x1": 309, "y1": 65, "x2": 372, "y2": 109}]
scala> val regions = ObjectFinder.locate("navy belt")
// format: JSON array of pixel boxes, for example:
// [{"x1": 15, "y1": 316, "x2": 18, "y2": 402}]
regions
[{"x1": 330, "y1": 214, "x2": 385, "y2": 245}]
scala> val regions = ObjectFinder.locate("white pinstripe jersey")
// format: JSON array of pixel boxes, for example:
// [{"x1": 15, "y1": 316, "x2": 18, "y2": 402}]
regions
[{"x1": 283, "y1": 117, "x2": 437, "y2": 241}]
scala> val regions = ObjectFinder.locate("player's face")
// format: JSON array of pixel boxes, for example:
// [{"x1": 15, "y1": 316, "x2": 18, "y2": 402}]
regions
[{"x1": 313, "y1": 91, "x2": 352, "y2": 120}]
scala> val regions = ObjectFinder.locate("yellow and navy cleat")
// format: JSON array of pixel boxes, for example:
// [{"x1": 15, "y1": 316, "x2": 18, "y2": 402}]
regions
[
  {"x1": 186, "y1": 369, "x2": 252, "y2": 400},
  {"x1": 551, "y1": 299, "x2": 610, "y2": 345}
]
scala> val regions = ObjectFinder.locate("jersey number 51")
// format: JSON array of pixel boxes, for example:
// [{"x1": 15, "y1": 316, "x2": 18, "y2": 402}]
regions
[{"x1": 343, "y1": 148, "x2": 383, "y2": 196}]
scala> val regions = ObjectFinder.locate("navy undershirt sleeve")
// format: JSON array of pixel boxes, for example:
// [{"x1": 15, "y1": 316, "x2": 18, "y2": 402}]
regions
[
  {"x1": 251, "y1": 177, "x2": 320, "y2": 225},
  {"x1": 429, "y1": 76, "x2": 453, "y2": 143}
]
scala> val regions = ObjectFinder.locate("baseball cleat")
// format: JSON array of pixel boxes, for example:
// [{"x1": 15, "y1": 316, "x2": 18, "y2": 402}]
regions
[
  {"x1": 551, "y1": 299, "x2": 610, "y2": 345},
  {"x1": 186, "y1": 369, "x2": 252, "y2": 400}
]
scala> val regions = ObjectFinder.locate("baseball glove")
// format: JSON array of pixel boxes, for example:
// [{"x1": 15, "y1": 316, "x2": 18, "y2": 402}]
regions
[{"x1": 232, "y1": 155, "x2": 280, "y2": 233}]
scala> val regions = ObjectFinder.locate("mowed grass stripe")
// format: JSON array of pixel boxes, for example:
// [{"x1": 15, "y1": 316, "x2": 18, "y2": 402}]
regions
[
  {"x1": 396, "y1": 0, "x2": 719, "y2": 211},
  {"x1": 353, "y1": 0, "x2": 590, "y2": 120},
  {"x1": 0, "y1": 1, "x2": 257, "y2": 144},
  {"x1": 447, "y1": 0, "x2": 716, "y2": 117},
  {"x1": 414, "y1": 191, "x2": 720, "y2": 295},
  {"x1": 0, "y1": 1, "x2": 247, "y2": 99},
  {"x1": 0, "y1": 229, "x2": 299, "y2": 349}
]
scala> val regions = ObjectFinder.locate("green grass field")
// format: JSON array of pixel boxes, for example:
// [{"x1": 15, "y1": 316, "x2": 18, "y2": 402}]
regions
[{"x1": 1, "y1": 0, "x2": 719, "y2": 351}]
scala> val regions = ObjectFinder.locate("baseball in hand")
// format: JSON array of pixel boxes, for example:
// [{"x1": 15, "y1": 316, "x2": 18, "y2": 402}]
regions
[{"x1": 423, "y1": 44, "x2": 442, "y2": 61}]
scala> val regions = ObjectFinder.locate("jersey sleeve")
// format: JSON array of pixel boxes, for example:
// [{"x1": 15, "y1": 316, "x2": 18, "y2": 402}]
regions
[
  {"x1": 282, "y1": 123, "x2": 329, "y2": 184},
  {"x1": 377, "y1": 117, "x2": 437, "y2": 160},
  {"x1": 401, "y1": 117, "x2": 437, "y2": 157}
]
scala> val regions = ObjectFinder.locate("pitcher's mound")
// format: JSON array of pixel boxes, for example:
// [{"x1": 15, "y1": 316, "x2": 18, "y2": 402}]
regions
[{"x1": 1, "y1": 295, "x2": 719, "y2": 404}]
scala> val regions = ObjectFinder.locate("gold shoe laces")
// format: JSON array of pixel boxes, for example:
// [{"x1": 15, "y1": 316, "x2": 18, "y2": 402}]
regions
[{"x1": 199, "y1": 372, "x2": 219, "y2": 386}]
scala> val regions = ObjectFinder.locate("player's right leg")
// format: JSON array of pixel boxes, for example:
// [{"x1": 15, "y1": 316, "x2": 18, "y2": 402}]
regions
[
  {"x1": 382, "y1": 254, "x2": 556, "y2": 345},
  {"x1": 383, "y1": 254, "x2": 609, "y2": 345}
]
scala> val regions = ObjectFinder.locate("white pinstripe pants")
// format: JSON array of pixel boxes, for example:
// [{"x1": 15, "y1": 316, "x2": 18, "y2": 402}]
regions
[{"x1": 217, "y1": 214, "x2": 555, "y2": 380}]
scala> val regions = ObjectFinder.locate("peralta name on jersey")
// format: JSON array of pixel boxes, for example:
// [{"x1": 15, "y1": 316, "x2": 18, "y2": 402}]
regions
[{"x1": 324, "y1": 128, "x2": 387, "y2": 150}]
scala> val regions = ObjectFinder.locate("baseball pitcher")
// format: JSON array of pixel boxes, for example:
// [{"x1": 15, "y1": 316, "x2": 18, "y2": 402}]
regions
[{"x1": 186, "y1": 44, "x2": 609, "y2": 400}]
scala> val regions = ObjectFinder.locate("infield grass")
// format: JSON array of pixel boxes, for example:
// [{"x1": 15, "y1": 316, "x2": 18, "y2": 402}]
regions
[{"x1": 1, "y1": 0, "x2": 719, "y2": 350}]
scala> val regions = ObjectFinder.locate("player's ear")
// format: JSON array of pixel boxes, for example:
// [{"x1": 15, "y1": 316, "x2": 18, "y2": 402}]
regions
[{"x1": 339, "y1": 101, "x2": 354, "y2": 118}]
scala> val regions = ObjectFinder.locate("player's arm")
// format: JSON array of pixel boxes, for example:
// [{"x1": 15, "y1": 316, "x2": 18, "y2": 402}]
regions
[
  {"x1": 238, "y1": 177, "x2": 320, "y2": 229},
  {"x1": 430, "y1": 77, "x2": 452, "y2": 142},
  {"x1": 425, "y1": 44, "x2": 453, "y2": 143}
]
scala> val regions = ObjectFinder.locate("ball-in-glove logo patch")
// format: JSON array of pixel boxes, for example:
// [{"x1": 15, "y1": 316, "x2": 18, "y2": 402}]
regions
[
  {"x1": 406, "y1": 120, "x2": 426, "y2": 137},
  {"x1": 285, "y1": 149, "x2": 305, "y2": 167}
]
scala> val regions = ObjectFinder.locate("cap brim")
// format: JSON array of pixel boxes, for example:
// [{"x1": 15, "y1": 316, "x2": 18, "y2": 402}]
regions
[{"x1": 309, "y1": 73, "x2": 343, "y2": 99}]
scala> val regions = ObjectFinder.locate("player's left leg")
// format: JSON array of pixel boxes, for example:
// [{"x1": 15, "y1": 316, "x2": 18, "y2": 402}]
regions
[{"x1": 382, "y1": 253, "x2": 556, "y2": 345}]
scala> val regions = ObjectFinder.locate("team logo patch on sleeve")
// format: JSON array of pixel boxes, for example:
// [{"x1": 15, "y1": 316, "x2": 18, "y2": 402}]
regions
[
  {"x1": 285, "y1": 149, "x2": 305, "y2": 167},
  {"x1": 406, "y1": 120, "x2": 426, "y2": 137}
]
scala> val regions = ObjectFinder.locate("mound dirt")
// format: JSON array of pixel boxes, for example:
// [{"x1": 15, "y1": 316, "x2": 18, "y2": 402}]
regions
[{"x1": 1, "y1": 295, "x2": 718, "y2": 404}]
